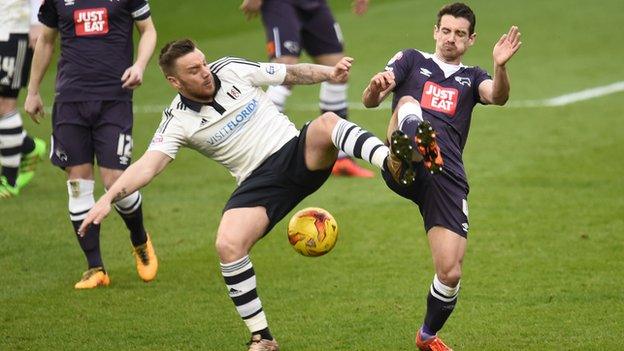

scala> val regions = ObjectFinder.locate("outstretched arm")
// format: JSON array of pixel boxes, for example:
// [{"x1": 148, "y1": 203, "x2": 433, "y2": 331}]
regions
[
  {"x1": 479, "y1": 26, "x2": 522, "y2": 105},
  {"x1": 283, "y1": 57, "x2": 353, "y2": 85},
  {"x1": 77, "y1": 151, "x2": 172, "y2": 235}
]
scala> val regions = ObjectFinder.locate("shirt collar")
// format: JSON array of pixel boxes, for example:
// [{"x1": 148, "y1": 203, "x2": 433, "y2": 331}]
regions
[{"x1": 179, "y1": 73, "x2": 222, "y2": 113}]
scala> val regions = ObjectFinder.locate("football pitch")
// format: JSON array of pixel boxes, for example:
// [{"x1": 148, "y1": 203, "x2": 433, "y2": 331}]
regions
[{"x1": 1, "y1": 0, "x2": 623, "y2": 349}]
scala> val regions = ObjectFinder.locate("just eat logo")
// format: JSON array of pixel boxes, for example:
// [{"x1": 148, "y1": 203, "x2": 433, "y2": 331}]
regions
[
  {"x1": 74, "y1": 8, "x2": 109, "y2": 36},
  {"x1": 420, "y1": 81, "x2": 459, "y2": 117}
]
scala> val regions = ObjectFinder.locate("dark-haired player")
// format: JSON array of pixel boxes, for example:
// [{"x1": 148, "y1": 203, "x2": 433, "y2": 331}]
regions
[
  {"x1": 362, "y1": 3, "x2": 521, "y2": 350},
  {"x1": 24, "y1": 0, "x2": 158, "y2": 289}
]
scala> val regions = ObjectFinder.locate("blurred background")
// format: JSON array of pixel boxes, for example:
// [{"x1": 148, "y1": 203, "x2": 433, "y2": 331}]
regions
[{"x1": 1, "y1": 1, "x2": 623, "y2": 349}]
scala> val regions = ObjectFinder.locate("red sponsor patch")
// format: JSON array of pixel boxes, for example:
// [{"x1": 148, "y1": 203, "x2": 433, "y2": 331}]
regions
[
  {"x1": 420, "y1": 81, "x2": 459, "y2": 116},
  {"x1": 74, "y1": 8, "x2": 109, "y2": 36}
]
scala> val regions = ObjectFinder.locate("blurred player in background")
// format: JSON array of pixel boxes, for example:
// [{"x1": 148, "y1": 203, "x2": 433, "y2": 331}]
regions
[
  {"x1": 24, "y1": 0, "x2": 158, "y2": 289},
  {"x1": 0, "y1": 0, "x2": 46, "y2": 199},
  {"x1": 77, "y1": 39, "x2": 410, "y2": 351},
  {"x1": 362, "y1": 3, "x2": 521, "y2": 350},
  {"x1": 240, "y1": 0, "x2": 375, "y2": 178}
]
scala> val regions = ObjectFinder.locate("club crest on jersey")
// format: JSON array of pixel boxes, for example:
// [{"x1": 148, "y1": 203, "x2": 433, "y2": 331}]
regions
[
  {"x1": 421, "y1": 81, "x2": 459, "y2": 117},
  {"x1": 74, "y1": 8, "x2": 109, "y2": 36},
  {"x1": 455, "y1": 76, "x2": 471, "y2": 87},
  {"x1": 227, "y1": 86, "x2": 242, "y2": 100}
]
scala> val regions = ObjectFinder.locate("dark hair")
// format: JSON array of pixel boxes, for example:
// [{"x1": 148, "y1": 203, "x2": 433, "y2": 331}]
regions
[
  {"x1": 437, "y1": 3, "x2": 476, "y2": 35},
  {"x1": 158, "y1": 39, "x2": 197, "y2": 76}
]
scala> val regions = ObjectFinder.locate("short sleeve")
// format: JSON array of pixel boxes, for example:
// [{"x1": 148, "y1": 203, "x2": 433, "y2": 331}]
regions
[
  {"x1": 38, "y1": 0, "x2": 58, "y2": 28},
  {"x1": 147, "y1": 109, "x2": 186, "y2": 159},
  {"x1": 473, "y1": 67, "x2": 492, "y2": 102},
  {"x1": 384, "y1": 49, "x2": 413, "y2": 88},
  {"x1": 127, "y1": 0, "x2": 151, "y2": 21}
]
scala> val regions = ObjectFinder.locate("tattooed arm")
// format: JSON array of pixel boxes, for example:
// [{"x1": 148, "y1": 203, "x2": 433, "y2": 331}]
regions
[
  {"x1": 283, "y1": 57, "x2": 353, "y2": 86},
  {"x1": 77, "y1": 151, "x2": 172, "y2": 235}
]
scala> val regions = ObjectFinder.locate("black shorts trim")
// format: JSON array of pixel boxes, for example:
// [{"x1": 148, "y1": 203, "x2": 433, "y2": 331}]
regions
[{"x1": 223, "y1": 123, "x2": 333, "y2": 235}]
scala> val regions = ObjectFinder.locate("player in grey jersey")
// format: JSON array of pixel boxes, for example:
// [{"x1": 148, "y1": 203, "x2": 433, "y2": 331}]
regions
[{"x1": 78, "y1": 39, "x2": 410, "y2": 351}]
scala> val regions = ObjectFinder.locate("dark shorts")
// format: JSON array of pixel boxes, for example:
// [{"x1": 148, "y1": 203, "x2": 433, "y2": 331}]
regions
[
  {"x1": 261, "y1": 0, "x2": 343, "y2": 58},
  {"x1": 223, "y1": 123, "x2": 333, "y2": 235},
  {"x1": 382, "y1": 163, "x2": 470, "y2": 238},
  {"x1": 50, "y1": 100, "x2": 134, "y2": 170},
  {"x1": 0, "y1": 34, "x2": 33, "y2": 98}
]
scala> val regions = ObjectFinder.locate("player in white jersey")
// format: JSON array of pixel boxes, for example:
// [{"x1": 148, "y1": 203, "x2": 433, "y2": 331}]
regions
[
  {"x1": 77, "y1": 38, "x2": 414, "y2": 351},
  {"x1": 0, "y1": 0, "x2": 46, "y2": 198}
]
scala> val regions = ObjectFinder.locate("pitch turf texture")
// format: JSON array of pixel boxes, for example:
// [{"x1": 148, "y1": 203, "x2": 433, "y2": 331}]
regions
[{"x1": 1, "y1": 0, "x2": 623, "y2": 349}]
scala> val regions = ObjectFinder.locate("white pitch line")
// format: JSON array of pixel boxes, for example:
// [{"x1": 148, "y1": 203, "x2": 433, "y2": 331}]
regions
[
  {"x1": 42, "y1": 81, "x2": 624, "y2": 114},
  {"x1": 507, "y1": 81, "x2": 624, "y2": 108}
]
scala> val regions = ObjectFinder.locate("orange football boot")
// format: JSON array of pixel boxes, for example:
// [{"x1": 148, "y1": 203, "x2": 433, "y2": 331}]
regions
[
  {"x1": 74, "y1": 267, "x2": 110, "y2": 289},
  {"x1": 132, "y1": 233, "x2": 158, "y2": 282},
  {"x1": 416, "y1": 330, "x2": 453, "y2": 351},
  {"x1": 415, "y1": 121, "x2": 444, "y2": 174},
  {"x1": 331, "y1": 157, "x2": 375, "y2": 178}
]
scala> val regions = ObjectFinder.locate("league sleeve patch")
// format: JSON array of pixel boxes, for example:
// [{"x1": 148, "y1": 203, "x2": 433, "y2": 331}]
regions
[
  {"x1": 420, "y1": 81, "x2": 459, "y2": 116},
  {"x1": 74, "y1": 8, "x2": 109, "y2": 36},
  {"x1": 385, "y1": 51, "x2": 403, "y2": 67}
]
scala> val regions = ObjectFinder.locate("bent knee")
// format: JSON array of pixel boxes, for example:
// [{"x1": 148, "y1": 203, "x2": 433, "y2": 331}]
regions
[
  {"x1": 397, "y1": 95, "x2": 418, "y2": 105},
  {"x1": 215, "y1": 234, "x2": 245, "y2": 262},
  {"x1": 310, "y1": 112, "x2": 340, "y2": 134},
  {"x1": 437, "y1": 268, "x2": 462, "y2": 287}
]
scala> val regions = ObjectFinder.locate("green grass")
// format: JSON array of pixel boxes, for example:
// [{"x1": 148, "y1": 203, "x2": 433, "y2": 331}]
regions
[{"x1": 2, "y1": 0, "x2": 623, "y2": 349}]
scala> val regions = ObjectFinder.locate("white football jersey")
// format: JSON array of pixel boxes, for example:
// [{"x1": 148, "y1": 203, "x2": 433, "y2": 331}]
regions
[
  {"x1": 0, "y1": 0, "x2": 41, "y2": 41},
  {"x1": 148, "y1": 57, "x2": 299, "y2": 184}
]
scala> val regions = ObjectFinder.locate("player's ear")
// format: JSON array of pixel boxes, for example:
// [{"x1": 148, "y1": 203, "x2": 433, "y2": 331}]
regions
[
  {"x1": 167, "y1": 76, "x2": 181, "y2": 89},
  {"x1": 468, "y1": 32, "x2": 476, "y2": 46},
  {"x1": 433, "y1": 25, "x2": 438, "y2": 39}
]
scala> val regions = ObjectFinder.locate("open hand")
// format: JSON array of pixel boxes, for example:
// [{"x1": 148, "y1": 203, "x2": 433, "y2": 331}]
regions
[
  {"x1": 493, "y1": 26, "x2": 522, "y2": 67},
  {"x1": 77, "y1": 200, "x2": 112, "y2": 237}
]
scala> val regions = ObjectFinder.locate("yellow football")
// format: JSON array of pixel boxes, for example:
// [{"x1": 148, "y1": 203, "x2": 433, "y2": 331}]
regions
[{"x1": 287, "y1": 207, "x2": 338, "y2": 257}]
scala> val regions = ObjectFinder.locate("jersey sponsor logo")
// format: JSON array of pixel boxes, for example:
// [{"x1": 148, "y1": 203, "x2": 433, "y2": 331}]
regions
[
  {"x1": 420, "y1": 67, "x2": 432, "y2": 77},
  {"x1": 206, "y1": 99, "x2": 258, "y2": 146},
  {"x1": 421, "y1": 81, "x2": 459, "y2": 116},
  {"x1": 455, "y1": 76, "x2": 471, "y2": 87},
  {"x1": 74, "y1": 8, "x2": 109, "y2": 36}
]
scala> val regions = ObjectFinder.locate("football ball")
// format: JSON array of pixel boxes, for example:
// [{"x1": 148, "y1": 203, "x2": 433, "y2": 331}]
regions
[{"x1": 287, "y1": 207, "x2": 338, "y2": 257}]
